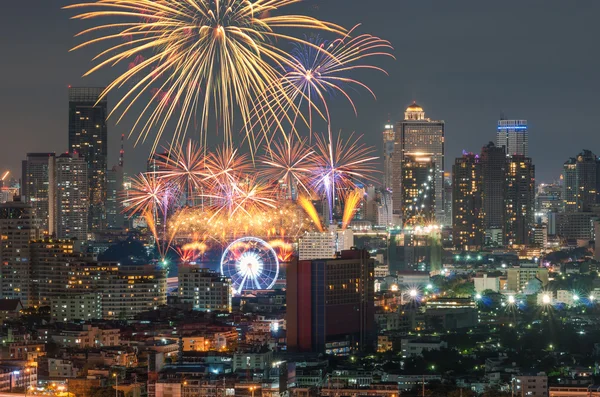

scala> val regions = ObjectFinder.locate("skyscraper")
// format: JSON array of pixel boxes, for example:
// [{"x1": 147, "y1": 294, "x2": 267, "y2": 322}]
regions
[
  {"x1": 106, "y1": 165, "x2": 124, "y2": 229},
  {"x1": 496, "y1": 119, "x2": 528, "y2": 157},
  {"x1": 287, "y1": 249, "x2": 374, "y2": 354},
  {"x1": 0, "y1": 200, "x2": 38, "y2": 307},
  {"x1": 393, "y1": 102, "x2": 445, "y2": 225},
  {"x1": 452, "y1": 152, "x2": 483, "y2": 250},
  {"x1": 68, "y1": 87, "x2": 108, "y2": 232},
  {"x1": 382, "y1": 123, "x2": 395, "y2": 190},
  {"x1": 401, "y1": 153, "x2": 435, "y2": 227},
  {"x1": 504, "y1": 155, "x2": 535, "y2": 246},
  {"x1": 21, "y1": 153, "x2": 55, "y2": 233},
  {"x1": 481, "y1": 142, "x2": 507, "y2": 235},
  {"x1": 562, "y1": 150, "x2": 600, "y2": 212},
  {"x1": 51, "y1": 153, "x2": 89, "y2": 241}
]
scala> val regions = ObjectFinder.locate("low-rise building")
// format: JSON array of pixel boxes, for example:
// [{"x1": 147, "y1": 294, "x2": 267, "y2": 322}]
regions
[{"x1": 400, "y1": 338, "x2": 447, "y2": 357}]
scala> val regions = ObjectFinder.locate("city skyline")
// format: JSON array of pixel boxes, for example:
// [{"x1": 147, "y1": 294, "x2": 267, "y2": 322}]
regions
[{"x1": 2, "y1": 1, "x2": 600, "y2": 183}]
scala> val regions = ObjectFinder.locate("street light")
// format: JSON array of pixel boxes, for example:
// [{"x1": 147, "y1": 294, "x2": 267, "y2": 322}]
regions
[
  {"x1": 113, "y1": 373, "x2": 118, "y2": 397},
  {"x1": 250, "y1": 386, "x2": 256, "y2": 397}
]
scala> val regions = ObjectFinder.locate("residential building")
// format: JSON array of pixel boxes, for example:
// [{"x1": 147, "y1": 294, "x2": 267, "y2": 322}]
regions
[
  {"x1": 505, "y1": 155, "x2": 535, "y2": 246},
  {"x1": 21, "y1": 152, "x2": 55, "y2": 233},
  {"x1": 562, "y1": 150, "x2": 600, "y2": 212},
  {"x1": 548, "y1": 212, "x2": 597, "y2": 241},
  {"x1": 68, "y1": 87, "x2": 108, "y2": 232},
  {"x1": 512, "y1": 372, "x2": 548, "y2": 397},
  {"x1": 452, "y1": 152, "x2": 483, "y2": 250},
  {"x1": 474, "y1": 274, "x2": 500, "y2": 293},
  {"x1": 401, "y1": 153, "x2": 435, "y2": 227},
  {"x1": 0, "y1": 200, "x2": 38, "y2": 307},
  {"x1": 178, "y1": 265, "x2": 231, "y2": 312},
  {"x1": 51, "y1": 153, "x2": 88, "y2": 241},
  {"x1": 507, "y1": 264, "x2": 549, "y2": 292}
]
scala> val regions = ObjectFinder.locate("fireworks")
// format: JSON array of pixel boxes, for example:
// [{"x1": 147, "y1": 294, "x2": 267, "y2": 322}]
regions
[
  {"x1": 253, "y1": 25, "x2": 394, "y2": 135},
  {"x1": 170, "y1": 200, "x2": 315, "y2": 245},
  {"x1": 341, "y1": 188, "x2": 364, "y2": 230},
  {"x1": 66, "y1": 0, "x2": 345, "y2": 151},
  {"x1": 123, "y1": 172, "x2": 171, "y2": 216},
  {"x1": 259, "y1": 136, "x2": 314, "y2": 199},
  {"x1": 311, "y1": 130, "x2": 378, "y2": 222},
  {"x1": 154, "y1": 140, "x2": 206, "y2": 205},
  {"x1": 297, "y1": 195, "x2": 324, "y2": 233}
]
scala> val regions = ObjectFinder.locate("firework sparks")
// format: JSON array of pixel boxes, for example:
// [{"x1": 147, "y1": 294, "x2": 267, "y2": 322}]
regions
[
  {"x1": 123, "y1": 172, "x2": 171, "y2": 216},
  {"x1": 154, "y1": 140, "x2": 206, "y2": 205},
  {"x1": 341, "y1": 188, "x2": 364, "y2": 230},
  {"x1": 66, "y1": 0, "x2": 345, "y2": 152},
  {"x1": 311, "y1": 129, "x2": 378, "y2": 222},
  {"x1": 253, "y1": 25, "x2": 394, "y2": 136},
  {"x1": 259, "y1": 136, "x2": 314, "y2": 199},
  {"x1": 171, "y1": 201, "x2": 314, "y2": 245},
  {"x1": 297, "y1": 195, "x2": 324, "y2": 232}
]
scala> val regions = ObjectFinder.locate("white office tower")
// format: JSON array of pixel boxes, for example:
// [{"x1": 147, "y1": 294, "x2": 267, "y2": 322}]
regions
[
  {"x1": 496, "y1": 119, "x2": 528, "y2": 157},
  {"x1": 298, "y1": 226, "x2": 354, "y2": 260}
]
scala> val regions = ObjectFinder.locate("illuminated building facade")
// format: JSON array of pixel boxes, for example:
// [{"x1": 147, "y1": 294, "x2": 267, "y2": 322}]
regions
[
  {"x1": 298, "y1": 227, "x2": 354, "y2": 260},
  {"x1": 21, "y1": 152, "x2": 55, "y2": 234},
  {"x1": 504, "y1": 155, "x2": 535, "y2": 246},
  {"x1": 178, "y1": 265, "x2": 232, "y2": 312},
  {"x1": 287, "y1": 249, "x2": 375, "y2": 354},
  {"x1": 51, "y1": 153, "x2": 89, "y2": 241},
  {"x1": 388, "y1": 226, "x2": 442, "y2": 274},
  {"x1": 382, "y1": 123, "x2": 395, "y2": 189},
  {"x1": 401, "y1": 153, "x2": 435, "y2": 227},
  {"x1": 496, "y1": 119, "x2": 528, "y2": 157},
  {"x1": 68, "y1": 87, "x2": 108, "y2": 232},
  {"x1": 562, "y1": 150, "x2": 600, "y2": 212},
  {"x1": 393, "y1": 102, "x2": 445, "y2": 225},
  {"x1": 0, "y1": 200, "x2": 38, "y2": 307},
  {"x1": 452, "y1": 152, "x2": 483, "y2": 250}
]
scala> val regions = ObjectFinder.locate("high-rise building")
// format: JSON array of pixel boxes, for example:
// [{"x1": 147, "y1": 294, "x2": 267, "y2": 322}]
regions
[
  {"x1": 382, "y1": 123, "x2": 395, "y2": 189},
  {"x1": 21, "y1": 153, "x2": 55, "y2": 234},
  {"x1": 298, "y1": 227, "x2": 354, "y2": 260},
  {"x1": 178, "y1": 265, "x2": 232, "y2": 312},
  {"x1": 443, "y1": 172, "x2": 452, "y2": 226},
  {"x1": 0, "y1": 200, "x2": 38, "y2": 307},
  {"x1": 504, "y1": 155, "x2": 535, "y2": 246},
  {"x1": 287, "y1": 249, "x2": 374, "y2": 354},
  {"x1": 401, "y1": 153, "x2": 435, "y2": 227},
  {"x1": 496, "y1": 119, "x2": 528, "y2": 157},
  {"x1": 452, "y1": 152, "x2": 483, "y2": 250},
  {"x1": 106, "y1": 165, "x2": 124, "y2": 229},
  {"x1": 393, "y1": 102, "x2": 445, "y2": 225},
  {"x1": 51, "y1": 153, "x2": 89, "y2": 241},
  {"x1": 388, "y1": 226, "x2": 442, "y2": 274},
  {"x1": 480, "y1": 142, "x2": 507, "y2": 237},
  {"x1": 562, "y1": 150, "x2": 600, "y2": 212},
  {"x1": 536, "y1": 182, "x2": 563, "y2": 224},
  {"x1": 68, "y1": 87, "x2": 108, "y2": 232},
  {"x1": 32, "y1": 242, "x2": 167, "y2": 319}
]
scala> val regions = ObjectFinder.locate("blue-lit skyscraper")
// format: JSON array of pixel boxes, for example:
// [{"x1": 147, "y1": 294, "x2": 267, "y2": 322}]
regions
[{"x1": 496, "y1": 119, "x2": 528, "y2": 157}]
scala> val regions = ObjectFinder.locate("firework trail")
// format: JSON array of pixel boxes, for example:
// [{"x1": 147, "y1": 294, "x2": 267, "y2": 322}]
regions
[{"x1": 65, "y1": 0, "x2": 345, "y2": 152}]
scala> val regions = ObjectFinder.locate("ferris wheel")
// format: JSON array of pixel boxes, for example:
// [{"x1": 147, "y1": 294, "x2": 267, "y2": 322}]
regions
[{"x1": 220, "y1": 237, "x2": 280, "y2": 294}]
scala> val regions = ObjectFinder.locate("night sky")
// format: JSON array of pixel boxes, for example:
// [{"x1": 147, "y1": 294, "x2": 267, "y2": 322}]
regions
[{"x1": 2, "y1": 0, "x2": 600, "y2": 183}]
